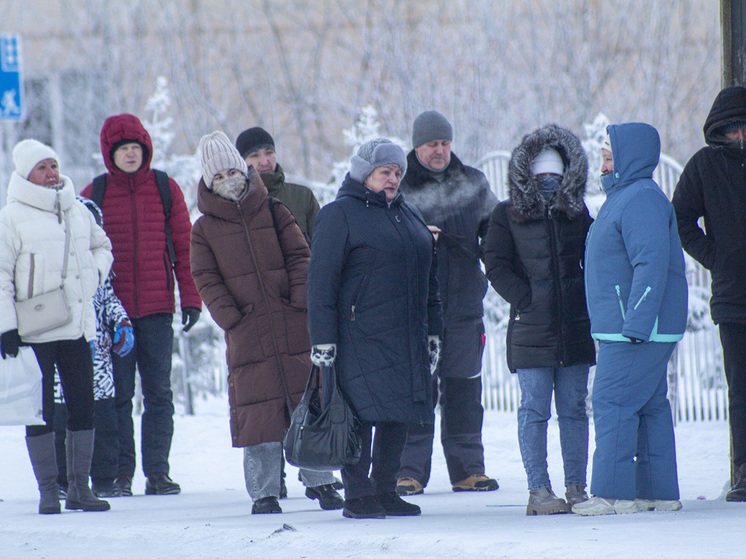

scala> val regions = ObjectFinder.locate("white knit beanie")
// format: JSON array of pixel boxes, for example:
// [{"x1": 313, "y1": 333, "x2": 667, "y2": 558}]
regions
[
  {"x1": 530, "y1": 148, "x2": 564, "y2": 176},
  {"x1": 12, "y1": 139, "x2": 60, "y2": 179},
  {"x1": 198, "y1": 131, "x2": 248, "y2": 186},
  {"x1": 601, "y1": 133, "x2": 612, "y2": 153}
]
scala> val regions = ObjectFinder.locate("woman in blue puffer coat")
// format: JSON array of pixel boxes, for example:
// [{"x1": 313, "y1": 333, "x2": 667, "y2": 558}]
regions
[
  {"x1": 575, "y1": 122, "x2": 688, "y2": 516},
  {"x1": 308, "y1": 138, "x2": 443, "y2": 520}
]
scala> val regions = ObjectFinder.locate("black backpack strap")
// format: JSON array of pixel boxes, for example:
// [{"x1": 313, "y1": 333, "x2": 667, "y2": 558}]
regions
[
  {"x1": 153, "y1": 169, "x2": 177, "y2": 267},
  {"x1": 91, "y1": 174, "x2": 107, "y2": 209}
]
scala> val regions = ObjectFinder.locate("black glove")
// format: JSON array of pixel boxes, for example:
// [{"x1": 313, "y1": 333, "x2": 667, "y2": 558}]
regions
[
  {"x1": 627, "y1": 336, "x2": 644, "y2": 344},
  {"x1": 1, "y1": 329, "x2": 21, "y2": 359},
  {"x1": 181, "y1": 307, "x2": 201, "y2": 333}
]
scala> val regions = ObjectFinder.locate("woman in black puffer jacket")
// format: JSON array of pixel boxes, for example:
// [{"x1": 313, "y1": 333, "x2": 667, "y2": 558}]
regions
[
  {"x1": 308, "y1": 138, "x2": 443, "y2": 520},
  {"x1": 483, "y1": 124, "x2": 595, "y2": 515}
]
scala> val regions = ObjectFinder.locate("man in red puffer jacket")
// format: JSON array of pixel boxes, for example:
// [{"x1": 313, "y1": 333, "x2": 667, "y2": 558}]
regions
[{"x1": 81, "y1": 113, "x2": 202, "y2": 497}]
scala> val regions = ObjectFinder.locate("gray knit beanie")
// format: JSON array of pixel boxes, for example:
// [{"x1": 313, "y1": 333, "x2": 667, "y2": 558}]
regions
[
  {"x1": 412, "y1": 110, "x2": 453, "y2": 148},
  {"x1": 349, "y1": 138, "x2": 407, "y2": 184},
  {"x1": 198, "y1": 131, "x2": 248, "y2": 186}
]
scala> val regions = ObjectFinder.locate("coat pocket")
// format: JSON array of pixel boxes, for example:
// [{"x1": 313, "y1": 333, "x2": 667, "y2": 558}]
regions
[{"x1": 226, "y1": 304, "x2": 265, "y2": 365}]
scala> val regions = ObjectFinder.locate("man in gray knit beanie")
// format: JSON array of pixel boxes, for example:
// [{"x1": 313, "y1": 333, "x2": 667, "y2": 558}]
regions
[{"x1": 397, "y1": 110, "x2": 499, "y2": 497}]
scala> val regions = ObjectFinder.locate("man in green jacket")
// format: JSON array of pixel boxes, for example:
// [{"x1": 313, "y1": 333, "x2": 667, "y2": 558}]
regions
[{"x1": 236, "y1": 127, "x2": 320, "y2": 241}]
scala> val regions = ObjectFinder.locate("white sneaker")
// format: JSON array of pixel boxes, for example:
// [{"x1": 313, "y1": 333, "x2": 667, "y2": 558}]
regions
[
  {"x1": 572, "y1": 496, "x2": 638, "y2": 515},
  {"x1": 635, "y1": 499, "x2": 682, "y2": 511}
]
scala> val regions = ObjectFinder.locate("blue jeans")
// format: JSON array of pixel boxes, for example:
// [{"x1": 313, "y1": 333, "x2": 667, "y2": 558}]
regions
[
  {"x1": 243, "y1": 442, "x2": 337, "y2": 501},
  {"x1": 112, "y1": 313, "x2": 174, "y2": 478},
  {"x1": 516, "y1": 365, "x2": 589, "y2": 491}
]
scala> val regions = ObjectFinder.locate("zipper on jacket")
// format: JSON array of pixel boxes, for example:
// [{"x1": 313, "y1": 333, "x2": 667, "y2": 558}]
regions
[
  {"x1": 350, "y1": 273, "x2": 369, "y2": 321},
  {"x1": 130, "y1": 177, "x2": 140, "y2": 316},
  {"x1": 548, "y1": 214, "x2": 565, "y2": 364},
  {"x1": 633, "y1": 286, "x2": 652, "y2": 310},
  {"x1": 615, "y1": 284, "x2": 626, "y2": 320}
]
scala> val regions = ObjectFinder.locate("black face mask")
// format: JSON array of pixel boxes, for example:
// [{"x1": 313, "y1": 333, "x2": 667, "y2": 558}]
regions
[{"x1": 537, "y1": 175, "x2": 561, "y2": 200}]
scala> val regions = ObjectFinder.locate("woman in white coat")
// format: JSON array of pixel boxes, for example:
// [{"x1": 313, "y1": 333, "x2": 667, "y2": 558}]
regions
[{"x1": 0, "y1": 139, "x2": 113, "y2": 514}]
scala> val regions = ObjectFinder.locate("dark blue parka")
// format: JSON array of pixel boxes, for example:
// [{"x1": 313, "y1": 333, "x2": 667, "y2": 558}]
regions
[
  {"x1": 307, "y1": 175, "x2": 443, "y2": 424},
  {"x1": 585, "y1": 123, "x2": 688, "y2": 343}
]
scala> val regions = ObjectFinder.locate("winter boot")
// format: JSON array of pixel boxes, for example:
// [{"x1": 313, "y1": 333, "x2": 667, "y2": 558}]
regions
[
  {"x1": 726, "y1": 464, "x2": 746, "y2": 502},
  {"x1": 565, "y1": 485, "x2": 590, "y2": 507},
  {"x1": 252, "y1": 496, "x2": 282, "y2": 514},
  {"x1": 65, "y1": 430, "x2": 110, "y2": 512},
  {"x1": 342, "y1": 495, "x2": 386, "y2": 519},
  {"x1": 377, "y1": 492, "x2": 421, "y2": 516},
  {"x1": 571, "y1": 496, "x2": 638, "y2": 516},
  {"x1": 526, "y1": 486, "x2": 571, "y2": 515},
  {"x1": 395, "y1": 476, "x2": 424, "y2": 496},
  {"x1": 635, "y1": 499, "x2": 683, "y2": 511},
  {"x1": 305, "y1": 484, "x2": 344, "y2": 510},
  {"x1": 145, "y1": 473, "x2": 181, "y2": 495},
  {"x1": 452, "y1": 473, "x2": 499, "y2": 492},
  {"x1": 25, "y1": 433, "x2": 61, "y2": 515}
]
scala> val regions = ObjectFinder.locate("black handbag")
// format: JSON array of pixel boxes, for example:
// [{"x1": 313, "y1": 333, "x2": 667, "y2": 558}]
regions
[{"x1": 284, "y1": 364, "x2": 362, "y2": 471}]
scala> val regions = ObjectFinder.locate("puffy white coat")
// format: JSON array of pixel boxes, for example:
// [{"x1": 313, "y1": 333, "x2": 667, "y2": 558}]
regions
[{"x1": 0, "y1": 172, "x2": 113, "y2": 343}]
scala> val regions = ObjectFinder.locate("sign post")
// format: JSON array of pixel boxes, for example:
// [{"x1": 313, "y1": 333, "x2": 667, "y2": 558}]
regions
[{"x1": 0, "y1": 34, "x2": 23, "y2": 121}]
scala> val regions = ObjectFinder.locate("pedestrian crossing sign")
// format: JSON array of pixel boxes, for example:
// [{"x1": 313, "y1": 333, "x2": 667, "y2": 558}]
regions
[{"x1": 0, "y1": 35, "x2": 23, "y2": 121}]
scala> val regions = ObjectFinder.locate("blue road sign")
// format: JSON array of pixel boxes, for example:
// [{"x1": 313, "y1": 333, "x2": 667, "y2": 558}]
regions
[{"x1": 0, "y1": 35, "x2": 23, "y2": 120}]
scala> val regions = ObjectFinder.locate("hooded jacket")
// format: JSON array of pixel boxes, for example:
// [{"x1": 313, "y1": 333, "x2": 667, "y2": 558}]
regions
[
  {"x1": 399, "y1": 152, "x2": 497, "y2": 323},
  {"x1": 307, "y1": 174, "x2": 443, "y2": 424},
  {"x1": 585, "y1": 123, "x2": 688, "y2": 343},
  {"x1": 672, "y1": 86, "x2": 746, "y2": 324},
  {"x1": 190, "y1": 169, "x2": 310, "y2": 447},
  {"x1": 80, "y1": 114, "x2": 201, "y2": 318},
  {"x1": 484, "y1": 125, "x2": 595, "y2": 370},
  {"x1": 0, "y1": 173, "x2": 113, "y2": 343}
]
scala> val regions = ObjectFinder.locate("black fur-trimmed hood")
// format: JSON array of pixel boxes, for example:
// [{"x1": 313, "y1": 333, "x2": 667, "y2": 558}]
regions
[{"x1": 507, "y1": 124, "x2": 588, "y2": 223}]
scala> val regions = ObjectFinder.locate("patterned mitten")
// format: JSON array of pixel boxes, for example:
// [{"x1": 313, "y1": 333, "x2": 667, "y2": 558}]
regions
[
  {"x1": 428, "y1": 335, "x2": 442, "y2": 374},
  {"x1": 311, "y1": 343, "x2": 337, "y2": 367}
]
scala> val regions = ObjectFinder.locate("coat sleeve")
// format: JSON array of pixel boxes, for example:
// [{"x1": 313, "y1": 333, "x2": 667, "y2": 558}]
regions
[
  {"x1": 427, "y1": 240, "x2": 444, "y2": 336},
  {"x1": 189, "y1": 220, "x2": 242, "y2": 331},
  {"x1": 672, "y1": 158, "x2": 715, "y2": 270},
  {"x1": 307, "y1": 203, "x2": 349, "y2": 345},
  {"x1": 273, "y1": 200, "x2": 311, "y2": 308},
  {"x1": 86, "y1": 210, "x2": 113, "y2": 288},
  {"x1": 305, "y1": 191, "x2": 321, "y2": 240},
  {"x1": 483, "y1": 203, "x2": 532, "y2": 310},
  {"x1": 0, "y1": 214, "x2": 20, "y2": 333},
  {"x1": 619, "y1": 188, "x2": 672, "y2": 341},
  {"x1": 168, "y1": 178, "x2": 203, "y2": 309}
]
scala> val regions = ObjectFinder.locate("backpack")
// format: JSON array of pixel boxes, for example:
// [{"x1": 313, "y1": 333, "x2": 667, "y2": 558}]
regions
[{"x1": 91, "y1": 169, "x2": 177, "y2": 268}]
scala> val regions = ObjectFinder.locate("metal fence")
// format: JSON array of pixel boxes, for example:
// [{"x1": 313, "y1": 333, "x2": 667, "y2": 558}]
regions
[{"x1": 476, "y1": 151, "x2": 727, "y2": 422}]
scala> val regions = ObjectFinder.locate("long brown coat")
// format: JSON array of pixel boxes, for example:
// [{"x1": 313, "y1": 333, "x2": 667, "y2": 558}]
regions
[{"x1": 190, "y1": 169, "x2": 311, "y2": 447}]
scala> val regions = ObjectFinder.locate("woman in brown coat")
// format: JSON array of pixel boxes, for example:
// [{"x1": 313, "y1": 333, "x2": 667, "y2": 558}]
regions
[{"x1": 190, "y1": 131, "x2": 343, "y2": 514}]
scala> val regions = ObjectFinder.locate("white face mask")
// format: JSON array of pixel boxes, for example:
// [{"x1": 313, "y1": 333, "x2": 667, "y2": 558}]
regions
[{"x1": 211, "y1": 174, "x2": 247, "y2": 201}]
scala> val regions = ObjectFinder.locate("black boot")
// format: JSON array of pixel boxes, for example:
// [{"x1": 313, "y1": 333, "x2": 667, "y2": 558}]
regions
[
  {"x1": 145, "y1": 473, "x2": 181, "y2": 495},
  {"x1": 726, "y1": 464, "x2": 746, "y2": 502},
  {"x1": 252, "y1": 496, "x2": 282, "y2": 514},
  {"x1": 65, "y1": 430, "x2": 110, "y2": 512},
  {"x1": 377, "y1": 492, "x2": 421, "y2": 516},
  {"x1": 342, "y1": 495, "x2": 386, "y2": 519},
  {"x1": 26, "y1": 433, "x2": 61, "y2": 515},
  {"x1": 305, "y1": 484, "x2": 344, "y2": 510}
]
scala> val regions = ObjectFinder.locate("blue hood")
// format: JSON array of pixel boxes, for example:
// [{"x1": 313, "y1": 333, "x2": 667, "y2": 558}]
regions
[{"x1": 601, "y1": 123, "x2": 660, "y2": 194}]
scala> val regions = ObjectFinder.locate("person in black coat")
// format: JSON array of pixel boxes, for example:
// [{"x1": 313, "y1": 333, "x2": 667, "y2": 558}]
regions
[
  {"x1": 307, "y1": 138, "x2": 443, "y2": 519},
  {"x1": 483, "y1": 125, "x2": 595, "y2": 515},
  {"x1": 672, "y1": 86, "x2": 746, "y2": 501},
  {"x1": 396, "y1": 110, "x2": 499, "y2": 497}
]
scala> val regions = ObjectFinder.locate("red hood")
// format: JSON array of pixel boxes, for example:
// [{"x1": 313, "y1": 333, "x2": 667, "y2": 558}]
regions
[{"x1": 100, "y1": 113, "x2": 154, "y2": 179}]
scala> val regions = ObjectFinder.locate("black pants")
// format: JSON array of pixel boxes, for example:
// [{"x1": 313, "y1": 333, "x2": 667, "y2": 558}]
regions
[
  {"x1": 341, "y1": 421, "x2": 408, "y2": 500},
  {"x1": 27, "y1": 337, "x2": 94, "y2": 438},
  {"x1": 112, "y1": 313, "x2": 174, "y2": 478},
  {"x1": 398, "y1": 319, "x2": 486, "y2": 486},
  {"x1": 720, "y1": 323, "x2": 746, "y2": 469}
]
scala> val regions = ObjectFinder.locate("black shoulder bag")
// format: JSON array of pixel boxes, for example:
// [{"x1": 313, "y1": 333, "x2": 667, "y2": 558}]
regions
[{"x1": 283, "y1": 364, "x2": 362, "y2": 471}]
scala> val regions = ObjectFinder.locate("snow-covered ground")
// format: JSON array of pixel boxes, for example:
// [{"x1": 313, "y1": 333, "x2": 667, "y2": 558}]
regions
[{"x1": 0, "y1": 397, "x2": 741, "y2": 559}]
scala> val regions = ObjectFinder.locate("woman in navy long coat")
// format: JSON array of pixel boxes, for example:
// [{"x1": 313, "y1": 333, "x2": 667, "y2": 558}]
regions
[{"x1": 308, "y1": 138, "x2": 443, "y2": 520}]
